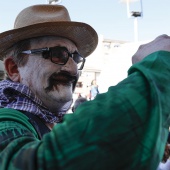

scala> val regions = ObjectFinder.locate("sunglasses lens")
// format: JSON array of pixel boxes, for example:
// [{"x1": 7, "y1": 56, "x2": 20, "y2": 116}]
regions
[
  {"x1": 50, "y1": 47, "x2": 69, "y2": 64},
  {"x1": 72, "y1": 53, "x2": 82, "y2": 64},
  {"x1": 72, "y1": 53, "x2": 84, "y2": 70},
  {"x1": 41, "y1": 47, "x2": 85, "y2": 70}
]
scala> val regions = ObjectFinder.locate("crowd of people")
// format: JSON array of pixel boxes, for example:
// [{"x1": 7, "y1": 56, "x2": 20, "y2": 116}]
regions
[
  {"x1": 157, "y1": 134, "x2": 170, "y2": 170},
  {"x1": 0, "y1": 3, "x2": 170, "y2": 170}
]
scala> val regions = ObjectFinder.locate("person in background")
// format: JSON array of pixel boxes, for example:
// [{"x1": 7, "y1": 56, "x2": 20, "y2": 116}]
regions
[
  {"x1": 157, "y1": 132, "x2": 170, "y2": 170},
  {"x1": 72, "y1": 97, "x2": 87, "y2": 112},
  {"x1": 90, "y1": 79, "x2": 99, "y2": 100},
  {"x1": 0, "y1": 3, "x2": 170, "y2": 170}
]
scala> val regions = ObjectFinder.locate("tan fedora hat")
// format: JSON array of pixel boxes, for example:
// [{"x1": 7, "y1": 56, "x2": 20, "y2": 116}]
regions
[{"x1": 0, "y1": 4, "x2": 98, "y2": 60}]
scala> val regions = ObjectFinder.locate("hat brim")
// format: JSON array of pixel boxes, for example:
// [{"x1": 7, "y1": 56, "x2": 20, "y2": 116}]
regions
[{"x1": 0, "y1": 22, "x2": 98, "y2": 60}]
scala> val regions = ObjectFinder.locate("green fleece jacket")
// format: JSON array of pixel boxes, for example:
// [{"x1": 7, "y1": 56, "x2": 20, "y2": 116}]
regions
[{"x1": 0, "y1": 51, "x2": 170, "y2": 170}]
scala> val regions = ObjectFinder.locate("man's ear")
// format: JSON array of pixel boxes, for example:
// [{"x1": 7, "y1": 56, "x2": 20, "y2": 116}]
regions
[{"x1": 4, "y1": 57, "x2": 20, "y2": 82}]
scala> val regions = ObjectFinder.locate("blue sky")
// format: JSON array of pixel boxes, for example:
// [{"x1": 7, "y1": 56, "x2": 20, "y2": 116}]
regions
[{"x1": 0, "y1": 0, "x2": 170, "y2": 42}]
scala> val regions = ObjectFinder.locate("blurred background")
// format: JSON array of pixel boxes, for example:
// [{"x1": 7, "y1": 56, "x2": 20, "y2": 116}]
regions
[{"x1": 0, "y1": 0, "x2": 169, "y2": 96}]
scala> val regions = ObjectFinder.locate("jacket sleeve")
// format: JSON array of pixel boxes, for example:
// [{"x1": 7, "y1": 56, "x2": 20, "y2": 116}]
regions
[{"x1": 1, "y1": 51, "x2": 170, "y2": 170}]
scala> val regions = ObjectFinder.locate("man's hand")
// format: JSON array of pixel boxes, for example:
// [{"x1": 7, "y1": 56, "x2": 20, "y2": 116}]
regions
[{"x1": 132, "y1": 34, "x2": 170, "y2": 64}]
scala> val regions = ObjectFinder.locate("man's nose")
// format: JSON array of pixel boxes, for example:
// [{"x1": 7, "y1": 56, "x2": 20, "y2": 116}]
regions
[{"x1": 60, "y1": 57, "x2": 78, "y2": 76}]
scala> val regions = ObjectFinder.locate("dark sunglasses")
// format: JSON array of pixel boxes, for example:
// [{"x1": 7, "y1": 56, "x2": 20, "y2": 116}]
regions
[{"x1": 21, "y1": 46, "x2": 86, "y2": 70}]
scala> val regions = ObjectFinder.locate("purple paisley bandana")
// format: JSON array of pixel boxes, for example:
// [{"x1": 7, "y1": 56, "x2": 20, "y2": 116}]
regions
[{"x1": 0, "y1": 80, "x2": 72, "y2": 123}]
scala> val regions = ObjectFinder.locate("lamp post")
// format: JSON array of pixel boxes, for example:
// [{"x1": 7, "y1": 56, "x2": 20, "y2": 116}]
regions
[
  {"x1": 131, "y1": 10, "x2": 142, "y2": 42},
  {"x1": 46, "y1": 0, "x2": 62, "y2": 4},
  {"x1": 120, "y1": 0, "x2": 143, "y2": 42}
]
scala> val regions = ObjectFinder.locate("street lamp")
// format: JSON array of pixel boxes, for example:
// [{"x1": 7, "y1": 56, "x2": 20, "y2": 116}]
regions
[
  {"x1": 47, "y1": 0, "x2": 62, "y2": 4},
  {"x1": 120, "y1": 0, "x2": 143, "y2": 42}
]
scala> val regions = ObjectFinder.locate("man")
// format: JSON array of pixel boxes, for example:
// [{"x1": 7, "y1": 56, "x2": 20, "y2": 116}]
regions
[
  {"x1": 72, "y1": 97, "x2": 87, "y2": 112},
  {"x1": 0, "y1": 4, "x2": 170, "y2": 170},
  {"x1": 90, "y1": 79, "x2": 99, "y2": 100}
]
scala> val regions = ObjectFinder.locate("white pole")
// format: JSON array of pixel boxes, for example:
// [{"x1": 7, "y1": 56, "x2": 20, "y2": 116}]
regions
[
  {"x1": 126, "y1": 0, "x2": 130, "y2": 18},
  {"x1": 134, "y1": 17, "x2": 138, "y2": 42},
  {"x1": 140, "y1": 0, "x2": 143, "y2": 17}
]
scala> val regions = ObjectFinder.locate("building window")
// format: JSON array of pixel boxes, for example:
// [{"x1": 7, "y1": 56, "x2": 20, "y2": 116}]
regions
[{"x1": 76, "y1": 82, "x2": 83, "y2": 88}]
